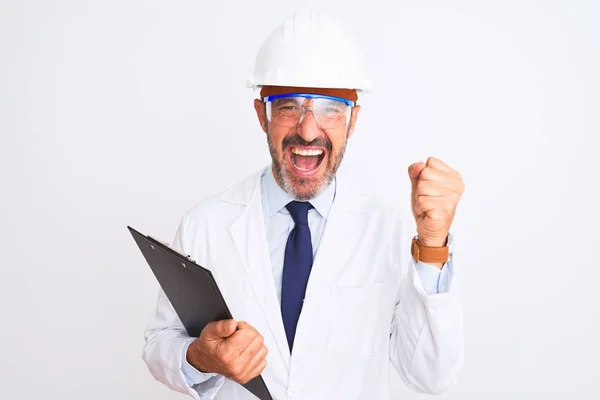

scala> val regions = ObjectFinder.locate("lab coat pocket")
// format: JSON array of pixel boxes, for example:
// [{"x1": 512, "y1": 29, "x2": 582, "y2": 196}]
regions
[{"x1": 329, "y1": 282, "x2": 386, "y2": 356}]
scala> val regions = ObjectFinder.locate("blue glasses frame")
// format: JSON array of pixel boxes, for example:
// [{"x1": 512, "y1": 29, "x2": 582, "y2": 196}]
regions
[{"x1": 263, "y1": 93, "x2": 355, "y2": 107}]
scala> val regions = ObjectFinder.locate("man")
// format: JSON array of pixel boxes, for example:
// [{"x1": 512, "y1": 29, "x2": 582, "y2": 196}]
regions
[{"x1": 142, "y1": 10, "x2": 465, "y2": 400}]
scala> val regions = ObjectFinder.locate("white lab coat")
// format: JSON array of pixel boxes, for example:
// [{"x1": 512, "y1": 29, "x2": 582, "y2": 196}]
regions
[{"x1": 142, "y1": 166, "x2": 463, "y2": 400}]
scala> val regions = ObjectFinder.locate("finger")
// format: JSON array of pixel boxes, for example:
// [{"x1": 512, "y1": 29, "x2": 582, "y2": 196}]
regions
[
  {"x1": 408, "y1": 162, "x2": 426, "y2": 190},
  {"x1": 426, "y1": 157, "x2": 458, "y2": 176},
  {"x1": 250, "y1": 358, "x2": 267, "y2": 379},
  {"x1": 205, "y1": 319, "x2": 237, "y2": 339},
  {"x1": 226, "y1": 323, "x2": 259, "y2": 354},
  {"x1": 236, "y1": 321, "x2": 254, "y2": 331},
  {"x1": 237, "y1": 355, "x2": 268, "y2": 384},
  {"x1": 415, "y1": 196, "x2": 441, "y2": 215},
  {"x1": 415, "y1": 195, "x2": 458, "y2": 217},
  {"x1": 245, "y1": 345, "x2": 268, "y2": 378},
  {"x1": 419, "y1": 167, "x2": 464, "y2": 196},
  {"x1": 237, "y1": 333, "x2": 264, "y2": 366},
  {"x1": 419, "y1": 166, "x2": 449, "y2": 182},
  {"x1": 416, "y1": 180, "x2": 446, "y2": 197}
]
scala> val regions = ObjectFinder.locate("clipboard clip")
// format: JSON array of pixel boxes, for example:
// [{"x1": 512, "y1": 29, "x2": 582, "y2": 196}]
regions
[{"x1": 148, "y1": 235, "x2": 196, "y2": 263}]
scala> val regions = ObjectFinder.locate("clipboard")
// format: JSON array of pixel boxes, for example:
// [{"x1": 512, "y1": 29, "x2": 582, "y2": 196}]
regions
[{"x1": 128, "y1": 226, "x2": 274, "y2": 400}]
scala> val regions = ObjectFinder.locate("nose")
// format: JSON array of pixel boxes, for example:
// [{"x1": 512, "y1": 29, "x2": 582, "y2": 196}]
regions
[{"x1": 297, "y1": 108, "x2": 321, "y2": 142}]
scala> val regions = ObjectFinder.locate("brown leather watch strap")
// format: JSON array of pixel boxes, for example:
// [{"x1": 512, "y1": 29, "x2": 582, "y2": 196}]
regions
[{"x1": 411, "y1": 237, "x2": 449, "y2": 263}]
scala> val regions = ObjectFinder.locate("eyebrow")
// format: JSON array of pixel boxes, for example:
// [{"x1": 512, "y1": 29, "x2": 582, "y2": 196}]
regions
[{"x1": 273, "y1": 98, "x2": 298, "y2": 105}]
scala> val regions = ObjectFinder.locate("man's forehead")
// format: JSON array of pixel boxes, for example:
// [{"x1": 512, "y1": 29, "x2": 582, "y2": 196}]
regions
[{"x1": 260, "y1": 85, "x2": 358, "y2": 102}]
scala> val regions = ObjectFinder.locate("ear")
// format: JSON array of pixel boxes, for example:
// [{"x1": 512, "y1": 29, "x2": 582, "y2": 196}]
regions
[
  {"x1": 346, "y1": 105, "x2": 361, "y2": 139},
  {"x1": 254, "y1": 99, "x2": 268, "y2": 133}
]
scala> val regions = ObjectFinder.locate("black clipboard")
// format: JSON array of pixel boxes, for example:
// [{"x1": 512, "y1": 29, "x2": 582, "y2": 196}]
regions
[{"x1": 128, "y1": 226, "x2": 273, "y2": 400}]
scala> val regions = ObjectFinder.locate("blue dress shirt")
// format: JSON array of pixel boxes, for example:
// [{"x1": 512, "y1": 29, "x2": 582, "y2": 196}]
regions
[{"x1": 180, "y1": 166, "x2": 454, "y2": 387}]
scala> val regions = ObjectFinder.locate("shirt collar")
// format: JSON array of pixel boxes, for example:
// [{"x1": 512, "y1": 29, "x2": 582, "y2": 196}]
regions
[{"x1": 262, "y1": 165, "x2": 336, "y2": 219}]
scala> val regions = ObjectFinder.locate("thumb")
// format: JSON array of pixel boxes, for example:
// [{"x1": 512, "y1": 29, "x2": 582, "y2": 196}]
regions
[
  {"x1": 207, "y1": 319, "x2": 238, "y2": 339},
  {"x1": 408, "y1": 162, "x2": 426, "y2": 190}
]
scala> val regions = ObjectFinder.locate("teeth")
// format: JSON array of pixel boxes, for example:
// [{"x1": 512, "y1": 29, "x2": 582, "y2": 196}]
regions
[{"x1": 292, "y1": 148, "x2": 323, "y2": 156}]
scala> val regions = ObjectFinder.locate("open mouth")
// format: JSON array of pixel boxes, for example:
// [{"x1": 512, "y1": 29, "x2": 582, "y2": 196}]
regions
[{"x1": 287, "y1": 146, "x2": 326, "y2": 176}]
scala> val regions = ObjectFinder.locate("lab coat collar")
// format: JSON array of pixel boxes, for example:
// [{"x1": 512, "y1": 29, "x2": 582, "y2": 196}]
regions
[
  {"x1": 262, "y1": 164, "x2": 336, "y2": 219},
  {"x1": 220, "y1": 165, "x2": 362, "y2": 213}
]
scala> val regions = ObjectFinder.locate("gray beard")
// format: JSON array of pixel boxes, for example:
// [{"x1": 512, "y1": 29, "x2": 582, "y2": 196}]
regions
[{"x1": 267, "y1": 134, "x2": 347, "y2": 201}]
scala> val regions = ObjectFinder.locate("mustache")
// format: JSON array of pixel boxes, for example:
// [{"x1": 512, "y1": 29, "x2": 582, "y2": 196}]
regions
[{"x1": 282, "y1": 134, "x2": 332, "y2": 152}]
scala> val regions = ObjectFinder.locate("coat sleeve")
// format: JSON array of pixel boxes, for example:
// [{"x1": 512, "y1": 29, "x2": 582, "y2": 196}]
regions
[
  {"x1": 141, "y1": 217, "x2": 226, "y2": 399},
  {"x1": 388, "y1": 217, "x2": 464, "y2": 394}
]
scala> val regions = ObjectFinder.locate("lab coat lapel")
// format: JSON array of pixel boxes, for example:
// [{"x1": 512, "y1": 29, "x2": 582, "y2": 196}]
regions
[
  {"x1": 228, "y1": 168, "x2": 291, "y2": 369},
  {"x1": 291, "y1": 175, "x2": 364, "y2": 354},
  {"x1": 307, "y1": 174, "x2": 364, "y2": 295}
]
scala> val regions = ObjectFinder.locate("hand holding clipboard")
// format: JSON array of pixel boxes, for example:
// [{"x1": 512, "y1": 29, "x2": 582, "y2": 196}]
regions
[
  {"x1": 185, "y1": 319, "x2": 269, "y2": 386},
  {"x1": 129, "y1": 226, "x2": 273, "y2": 400}
]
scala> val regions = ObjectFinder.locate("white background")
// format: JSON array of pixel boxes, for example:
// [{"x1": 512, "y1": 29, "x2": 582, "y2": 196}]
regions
[{"x1": 1, "y1": 0, "x2": 599, "y2": 399}]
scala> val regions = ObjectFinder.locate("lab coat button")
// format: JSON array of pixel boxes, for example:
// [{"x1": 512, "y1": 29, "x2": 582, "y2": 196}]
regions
[{"x1": 287, "y1": 388, "x2": 295, "y2": 396}]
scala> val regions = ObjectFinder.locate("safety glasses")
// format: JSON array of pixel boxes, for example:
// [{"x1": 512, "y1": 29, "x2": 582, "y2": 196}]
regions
[{"x1": 263, "y1": 94, "x2": 355, "y2": 129}]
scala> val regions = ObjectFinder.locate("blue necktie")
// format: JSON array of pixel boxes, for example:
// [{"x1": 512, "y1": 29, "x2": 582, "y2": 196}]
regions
[{"x1": 281, "y1": 201, "x2": 313, "y2": 351}]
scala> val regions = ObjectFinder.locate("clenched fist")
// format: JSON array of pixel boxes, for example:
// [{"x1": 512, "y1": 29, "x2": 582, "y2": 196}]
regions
[
  {"x1": 408, "y1": 157, "x2": 465, "y2": 249},
  {"x1": 186, "y1": 319, "x2": 268, "y2": 384}
]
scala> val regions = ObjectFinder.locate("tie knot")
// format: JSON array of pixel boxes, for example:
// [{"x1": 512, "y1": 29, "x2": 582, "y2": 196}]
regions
[{"x1": 285, "y1": 201, "x2": 312, "y2": 225}]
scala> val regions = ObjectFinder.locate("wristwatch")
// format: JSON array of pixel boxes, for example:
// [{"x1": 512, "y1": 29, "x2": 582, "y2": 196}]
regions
[{"x1": 411, "y1": 233, "x2": 453, "y2": 264}]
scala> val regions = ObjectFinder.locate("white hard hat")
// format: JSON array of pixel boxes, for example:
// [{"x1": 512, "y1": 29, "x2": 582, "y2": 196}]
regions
[{"x1": 246, "y1": 10, "x2": 372, "y2": 93}]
